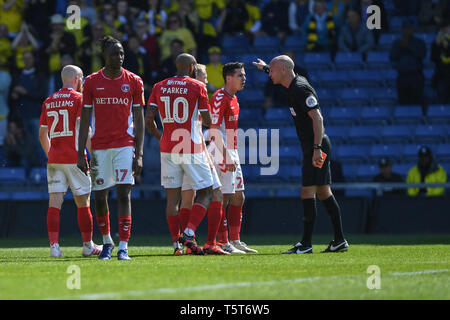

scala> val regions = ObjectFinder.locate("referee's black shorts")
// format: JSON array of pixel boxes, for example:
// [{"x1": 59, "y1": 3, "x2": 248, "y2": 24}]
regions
[{"x1": 301, "y1": 134, "x2": 332, "y2": 187}]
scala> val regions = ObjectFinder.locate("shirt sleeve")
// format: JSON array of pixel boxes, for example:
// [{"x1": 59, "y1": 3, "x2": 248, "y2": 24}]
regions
[
  {"x1": 133, "y1": 76, "x2": 145, "y2": 107},
  {"x1": 147, "y1": 84, "x2": 158, "y2": 109},
  {"x1": 39, "y1": 102, "x2": 47, "y2": 127},
  {"x1": 82, "y1": 77, "x2": 93, "y2": 108},
  {"x1": 210, "y1": 92, "x2": 226, "y2": 128},
  {"x1": 198, "y1": 85, "x2": 210, "y2": 112},
  {"x1": 295, "y1": 86, "x2": 319, "y2": 114}
]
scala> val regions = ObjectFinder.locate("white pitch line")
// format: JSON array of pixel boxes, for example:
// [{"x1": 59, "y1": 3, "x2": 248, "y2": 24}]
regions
[{"x1": 47, "y1": 269, "x2": 449, "y2": 300}]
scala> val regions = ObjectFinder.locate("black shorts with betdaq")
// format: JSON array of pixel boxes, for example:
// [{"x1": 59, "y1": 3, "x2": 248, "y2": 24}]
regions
[{"x1": 301, "y1": 134, "x2": 332, "y2": 187}]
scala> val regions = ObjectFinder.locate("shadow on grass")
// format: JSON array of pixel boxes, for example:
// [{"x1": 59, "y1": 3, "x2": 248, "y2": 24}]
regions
[{"x1": 1, "y1": 233, "x2": 450, "y2": 249}]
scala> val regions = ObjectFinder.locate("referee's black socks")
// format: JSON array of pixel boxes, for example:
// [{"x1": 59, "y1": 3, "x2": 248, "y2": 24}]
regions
[
  {"x1": 321, "y1": 195, "x2": 345, "y2": 242},
  {"x1": 301, "y1": 198, "x2": 317, "y2": 247}
]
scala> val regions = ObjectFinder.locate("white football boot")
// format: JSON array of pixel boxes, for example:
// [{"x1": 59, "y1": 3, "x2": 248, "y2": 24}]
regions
[
  {"x1": 82, "y1": 242, "x2": 103, "y2": 257},
  {"x1": 220, "y1": 242, "x2": 246, "y2": 254},
  {"x1": 50, "y1": 243, "x2": 63, "y2": 257},
  {"x1": 231, "y1": 240, "x2": 258, "y2": 253}
]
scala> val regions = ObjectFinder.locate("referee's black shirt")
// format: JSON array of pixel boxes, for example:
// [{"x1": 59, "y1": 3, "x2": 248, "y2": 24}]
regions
[{"x1": 287, "y1": 74, "x2": 321, "y2": 148}]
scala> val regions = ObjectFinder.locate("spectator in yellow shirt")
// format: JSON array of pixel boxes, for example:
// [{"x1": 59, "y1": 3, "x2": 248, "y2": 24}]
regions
[
  {"x1": 0, "y1": 0, "x2": 24, "y2": 36},
  {"x1": 205, "y1": 46, "x2": 224, "y2": 97},
  {"x1": 406, "y1": 146, "x2": 447, "y2": 197},
  {"x1": 159, "y1": 12, "x2": 196, "y2": 61}
]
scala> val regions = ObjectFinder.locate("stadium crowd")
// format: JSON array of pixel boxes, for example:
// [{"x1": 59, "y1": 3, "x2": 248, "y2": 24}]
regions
[{"x1": 0, "y1": 0, "x2": 448, "y2": 195}]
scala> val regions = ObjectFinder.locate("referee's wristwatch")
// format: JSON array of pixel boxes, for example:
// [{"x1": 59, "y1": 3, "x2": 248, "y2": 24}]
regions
[
  {"x1": 262, "y1": 64, "x2": 270, "y2": 74},
  {"x1": 313, "y1": 144, "x2": 322, "y2": 150}
]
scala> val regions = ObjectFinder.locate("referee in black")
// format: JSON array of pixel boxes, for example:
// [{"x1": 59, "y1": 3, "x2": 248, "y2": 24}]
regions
[{"x1": 253, "y1": 55, "x2": 348, "y2": 254}]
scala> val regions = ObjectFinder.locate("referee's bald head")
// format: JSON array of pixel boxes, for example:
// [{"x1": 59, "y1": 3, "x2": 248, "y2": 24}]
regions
[{"x1": 270, "y1": 55, "x2": 295, "y2": 71}]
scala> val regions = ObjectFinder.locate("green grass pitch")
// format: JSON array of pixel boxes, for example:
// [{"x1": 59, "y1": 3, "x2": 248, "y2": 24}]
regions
[{"x1": 0, "y1": 234, "x2": 449, "y2": 300}]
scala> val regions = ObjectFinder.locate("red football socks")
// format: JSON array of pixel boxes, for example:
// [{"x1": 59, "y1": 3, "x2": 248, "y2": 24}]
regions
[
  {"x1": 186, "y1": 203, "x2": 207, "y2": 232},
  {"x1": 118, "y1": 216, "x2": 132, "y2": 243},
  {"x1": 77, "y1": 207, "x2": 93, "y2": 243},
  {"x1": 206, "y1": 201, "x2": 222, "y2": 245},
  {"x1": 47, "y1": 207, "x2": 60, "y2": 245},
  {"x1": 228, "y1": 205, "x2": 243, "y2": 241},
  {"x1": 96, "y1": 213, "x2": 110, "y2": 236},
  {"x1": 166, "y1": 215, "x2": 181, "y2": 242},
  {"x1": 179, "y1": 208, "x2": 190, "y2": 232}
]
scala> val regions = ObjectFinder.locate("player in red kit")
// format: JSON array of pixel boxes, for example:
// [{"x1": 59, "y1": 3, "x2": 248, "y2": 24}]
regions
[
  {"x1": 39, "y1": 65, "x2": 102, "y2": 257},
  {"x1": 77, "y1": 36, "x2": 145, "y2": 261},
  {"x1": 146, "y1": 54, "x2": 212, "y2": 255},
  {"x1": 209, "y1": 62, "x2": 257, "y2": 254}
]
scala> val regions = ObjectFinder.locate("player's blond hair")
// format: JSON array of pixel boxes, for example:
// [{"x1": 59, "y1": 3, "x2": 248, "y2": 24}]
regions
[
  {"x1": 61, "y1": 65, "x2": 82, "y2": 86},
  {"x1": 195, "y1": 63, "x2": 206, "y2": 76}
]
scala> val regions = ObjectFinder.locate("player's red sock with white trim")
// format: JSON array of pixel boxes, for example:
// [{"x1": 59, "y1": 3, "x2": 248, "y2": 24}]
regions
[
  {"x1": 228, "y1": 205, "x2": 242, "y2": 241},
  {"x1": 118, "y1": 216, "x2": 132, "y2": 243},
  {"x1": 186, "y1": 203, "x2": 207, "y2": 232},
  {"x1": 206, "y1": 201, "x2": 222, "y2": 246},
  {"x1": 96, "y1": 213, "x2": 113, "y2": 244},
  {"x1": 179, "y1": 208, "x2": 190, "y2": 232},
  {"x1": 77, "y1": 207, "x2": 93, "y2": 243},
  {"x1": 47, "y1": 207, "x2": 60, "y2": 245},
  {"x1": 166, "y1": 215, "x2": 181, "y2": 242},
  {"x1": 217, "y1": 206, "x2": 228, "y2": 244}
]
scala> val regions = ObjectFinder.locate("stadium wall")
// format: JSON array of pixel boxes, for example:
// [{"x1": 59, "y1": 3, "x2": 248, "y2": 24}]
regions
[{"x1": 0, "y1": 196, "x2": 449, "y2": 238}]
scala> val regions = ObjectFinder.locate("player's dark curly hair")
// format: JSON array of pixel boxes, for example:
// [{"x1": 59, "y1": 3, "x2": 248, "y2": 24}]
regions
[
  {"x1": 222, "y1": 62, "x2": 244, "y2": 81},
  {"x1": 99, "y1": 36, "x2": 121, "y2": 54}
]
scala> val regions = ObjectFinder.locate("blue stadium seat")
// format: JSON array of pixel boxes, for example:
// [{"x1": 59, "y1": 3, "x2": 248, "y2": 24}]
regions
[
  {"x1": 252, "y1": 36, "x2": 281, "y2": 53},
  {"x1": 392, "y1": 163, "x2": 414, "y2": 178},
  {"x1": 29, "y1": 167, "x2": 47, "y2": 185},
  {"x1": 341, "y1": 163, "x2": 358, "y2": 181},
  {"x1": 380, "y1": 125, "x2": 413, "y2": 143},
  {"x1": 435, "y1": 144, "x2": 450, "y2": 162},
  {"x1": 285, "y1": 164, "x2": 302, "y2": 182},
  {"x1": 416, "y1": 32, "x2": 436, "y2": 46},
  {"x1": 316, "y1": 88, "x2": 338, "y2": 106},
  {"x1": 335, "y1": 144, "x2": 370, "y2": 163},
  {"x1": 302, "y1": 52, "x2": 332, "y2": 70},
  {"x1": 392, "y1": 105, "x2": 424, "y2": 124},
  {"x1": 344, "y1": 189, "x2": 374, "y2": 198},
  {"x1": 356, "y1": 164, "x2": 379, "y2": 181},
  {"x1": 318, "y1": 70, "x2": 351, "y2": 88},
  {"x1": 340, "y1": 88, "x2": 370, "y2": 106},
  {"x1": 327, "y1": 106, "x2": 360, "y2": 125},
  {"x1": 307, "y1": 71, "x2": 321, "y2": 87},
  {"x1": 349, "y1": 70, "x2": 383, "y2": 87},
  {"x1": 360, "y1": 106, "x2": 392, "y2": 125},
  {"x1": 389, "y1": 16, "x2": 418, "y2": 32},
  {"x1": 10, "y1": 191, "x2": 48, "y2": 200},
  {"x1": 284, "y1": 35, "x2": 304, "y2": 51},
  {"x1": 251, "y1": 71, "x2": 269, "y2": 88},
  {"x1": 366, "y1": 51, "x2": 391, "y2": 69},
  {"x1": 279, "y1": 145, "x2": 302, "y2": 164},
  {"x1": 239, "y1": 107, "x2": 262, "y2": 127},
  {"x1": 348, "y1": 126, "x2": 382, "y2": 144},
  {"x1": 401, "y1": 144, "x2": 437, "y2": 162},
  {"x1": 0, "y1": 192, "x2": 10, "y2": 200},
  {"x1": 275, "y1": 188, "x2": 299, "y2": 197},
  {"x1": 381, "y1": 69, "x2": 398, "y2": 87},
  {"x1": 325, "y1": 125, "x2": 349, "y2": 144},
  {"x1": 334, "y1": 52, "x2": 364, "y2": 70},
  {"x1": 264, "y1": 108, "x2": 292, "y2": 125},
  {"x1": 369, "y1": 144, "x2": 401, "y2": 162},
  {"x1": 414, "y1": 125, "x2": 446, "y2": 144},
  {"x1": 426, "y1": 105, "x2": 450, "y2": 124},
  {"x1": 0, "y1": 167, "x2": 27, "y2": 185},
  {"x1": 280, "y1": 126, "x2": 298, "y2": 144},
  {"x1": 370, "y1": 87, "x2": 398, "y2": 106},
  {"x1": 239, "y1": 89, "x2": 264, "y2": 107},
  {"x1": 243, "y1": 189, "x2": 271, "y2": 198},
  {"x1": 377, "y1": 33, "x2": 400, "y2": 50},
  {"x1": 221, "y1": 35, "x2": 250, "y2": 53}
]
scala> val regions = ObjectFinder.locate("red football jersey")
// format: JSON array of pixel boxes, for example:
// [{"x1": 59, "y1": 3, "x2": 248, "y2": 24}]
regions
[
  {"x1": 210, "y1": 88, "x2": 240, "y2": 149},
  {"x1": 148, "y1": 76, "x2": 210, "y2": 154},
  {"x1": 82, "y1": 68, "x2": 145, "y2": 150},
  {"x1": 39, "y1": 88, "x2": 82, "y2": 164}
]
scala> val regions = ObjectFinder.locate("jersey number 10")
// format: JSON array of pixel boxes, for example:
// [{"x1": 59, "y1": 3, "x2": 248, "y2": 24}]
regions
[
  {"x1": 47, "y1": 109, "x2": 73, "y2": 138},
  {"x1": 160, "y1": 96, "x2": 189, "y2": 124}
]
